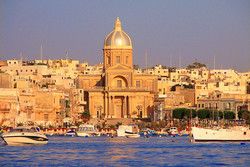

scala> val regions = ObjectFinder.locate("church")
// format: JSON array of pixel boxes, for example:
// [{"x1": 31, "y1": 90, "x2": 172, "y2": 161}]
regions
[{"x1": 77, "y1": 17, "x2": 158, "y2": 120}]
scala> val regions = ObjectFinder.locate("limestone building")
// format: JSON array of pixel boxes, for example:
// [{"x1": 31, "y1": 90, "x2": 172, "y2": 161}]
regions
[{"x1": 77, "y1": 17, "x2": 158, "y2": 120}]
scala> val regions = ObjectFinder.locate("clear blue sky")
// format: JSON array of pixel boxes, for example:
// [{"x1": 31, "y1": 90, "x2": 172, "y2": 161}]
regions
[{"x1": 0, "y1": 0, "x2": 249, "y2": 71}]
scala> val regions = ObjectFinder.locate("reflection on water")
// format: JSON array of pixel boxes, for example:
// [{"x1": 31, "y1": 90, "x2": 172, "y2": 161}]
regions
[{"x1": 0, "y1": 136, "x2": 249, "y2": 166}]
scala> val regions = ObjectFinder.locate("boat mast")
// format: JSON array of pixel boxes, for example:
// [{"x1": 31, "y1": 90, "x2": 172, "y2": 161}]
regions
[{"x1": 189, "y1": 107, "x2": 192, "y2": 142}]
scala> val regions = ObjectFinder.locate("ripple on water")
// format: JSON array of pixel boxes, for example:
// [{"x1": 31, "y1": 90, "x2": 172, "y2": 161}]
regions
[{"x1": 0, "y1": 136, "x2": 249, "y2": 166}]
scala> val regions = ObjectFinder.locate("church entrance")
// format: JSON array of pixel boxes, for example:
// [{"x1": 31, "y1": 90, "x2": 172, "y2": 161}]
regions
[{"x1": 114, "y1": 96, "x2": 123, "y2": 118}]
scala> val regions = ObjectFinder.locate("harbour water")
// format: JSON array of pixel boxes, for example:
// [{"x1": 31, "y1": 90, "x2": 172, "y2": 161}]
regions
[{"x1": 0, "y1": 135, "x2": 249, "y2": 166}]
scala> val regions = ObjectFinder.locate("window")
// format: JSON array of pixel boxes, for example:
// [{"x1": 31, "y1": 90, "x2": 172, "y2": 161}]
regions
[
  {"x1": 44, "y1": 114, "x2": 49, "y2": 121},
  {"x1": 117, "y1": 80, "x2": 122, "y2": 88},
  {"x1": 28, "y1": 113, "x2": 31, "y2": 119},
  {"x1": 126, "y1": 56, "x2": 128, "y2": 64},
  {"x1": 196, "y1": 86, "x2": 202, "y2": 89},
  {"x1": 136, "y1": 81, "x2": 140, "y2": 87},
  {"x1": 202, "y1": 104, "x2": 204, "y2": 108},
  {"x1": 116, "y1": 56, "x2": 120, "y2": 63},
  {"x1": 107, "y1": 57, "x2": 111, "y2": 64},
  {"x1": 198, "y1": 104, "x2": 200, "y2": 108}
]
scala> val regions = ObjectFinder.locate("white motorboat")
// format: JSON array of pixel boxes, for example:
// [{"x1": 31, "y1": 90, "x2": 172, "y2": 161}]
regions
[
  {"x1": 76, "y1": 123, "x2": 100, "y2": 137},
  {"x1": 1, "y1": 126, "x2": 48, "y2": 145},
  {"x1": 168, "y1": 127, "x2": 180, "y2": 136},
  {"x1": 192, "y1": 126, "x2": 250, "y2": 142},
  {"x1": 117, "y1": 125, "x2": 139, "y2": 137}
]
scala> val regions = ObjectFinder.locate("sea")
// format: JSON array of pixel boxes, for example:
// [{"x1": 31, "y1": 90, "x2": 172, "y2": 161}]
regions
[{"x1": 0, "y1": 135, "x2": 249, "y2": 167}]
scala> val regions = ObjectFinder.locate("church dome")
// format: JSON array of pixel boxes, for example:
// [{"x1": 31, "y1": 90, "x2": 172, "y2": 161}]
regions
[{"x1": 104, "y1": 17, "x2": 132, "y2": 49}]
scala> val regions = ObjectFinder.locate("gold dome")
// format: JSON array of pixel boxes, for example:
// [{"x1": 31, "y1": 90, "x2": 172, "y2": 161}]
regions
[{"x1": 104, "y1": 17, "x2": 132, "y2": 49}]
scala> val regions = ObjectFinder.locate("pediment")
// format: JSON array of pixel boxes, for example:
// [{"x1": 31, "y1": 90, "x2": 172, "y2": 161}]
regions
[{"x1": 106, "y1": 64, "x2": 133, "y2": 71}]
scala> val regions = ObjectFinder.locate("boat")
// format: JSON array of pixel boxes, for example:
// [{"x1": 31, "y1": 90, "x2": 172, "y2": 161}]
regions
[
  {"x1": 117, "y1": 125, "x2": 139, "y2": 137},
  {"x1": 1, "y1": 126, "x2": 48, "y2": 145},
  {"x1": 76, "y1": 123, "x2": 100, "y2": 137},
  {"x1": 125, "y1": 131, "x2": 140, "y2": 138},
  {"x1": 139, "y1": 128, "x2": 157, "y2": 136},
  {"x1": 65, "y1": 126, "x2": 77, "y2": 136},
  {"x1": 180, "y1": 127, "x2": 190, "y2": 136},
  {"x1": 192, "y1": 126, "x2": 250, "y2": 142},
  {"x1": 168, "y1": 127, "x2": 180, "y2": 136}
]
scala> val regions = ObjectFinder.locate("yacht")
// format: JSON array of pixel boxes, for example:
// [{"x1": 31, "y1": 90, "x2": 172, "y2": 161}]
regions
[
  {"x1": 76, "y1": 123, "x2": 100, "y2": 137},
  {"x1": 1, "y1": 126, "x2": 48, "y2": 145},
  {"x1": 192, "y1": 126, "x2": 250, "y2": 142}
]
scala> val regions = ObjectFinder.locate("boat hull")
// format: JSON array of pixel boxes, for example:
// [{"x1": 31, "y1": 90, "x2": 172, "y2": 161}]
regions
[
  {"x1": 125, "y1": 134, "x2": 140, "y2": 138},
  {"x1": 2, "y1": 135, "x2": 48, "y2": 145},
  {"x1": 192, "y1": 127, "x2": 250, "y2": 142}
]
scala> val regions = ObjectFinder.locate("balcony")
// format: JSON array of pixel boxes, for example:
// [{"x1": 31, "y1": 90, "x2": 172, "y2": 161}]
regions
[
  {"x1": 25, "y1": 106, "x2": 33, "y2": 110},
  {"x1": 0, "y1": 108, "x2": 10, "y2": 113},
  {"x1": 89, "y1": 86, "x2": 152, "y2": 92}
]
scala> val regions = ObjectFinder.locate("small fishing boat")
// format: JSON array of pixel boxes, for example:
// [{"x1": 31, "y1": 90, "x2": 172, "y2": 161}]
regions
[
  {"x1": 125, "y1": 131, "x2": 140, "y2": 138},
  {"x1": 65, "y1": 126, "x2": 77, "y2": 136},
  {"x1": 1, "y1": 126, "x2": 48, "y2": 145}
]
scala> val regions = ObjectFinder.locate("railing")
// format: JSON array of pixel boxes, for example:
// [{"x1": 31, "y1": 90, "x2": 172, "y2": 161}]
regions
[
  {"x1": 108, "y1": 86, "x2": 151, "y2": 92},
  {"x1": 89, "y1": 86, "x2": 152, "y2": 92}
]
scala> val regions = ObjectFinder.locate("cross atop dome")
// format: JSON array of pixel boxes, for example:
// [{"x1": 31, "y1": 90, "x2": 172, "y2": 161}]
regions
[{"x1": 115, "y1": 17, "x2": 122, "y2": 31}]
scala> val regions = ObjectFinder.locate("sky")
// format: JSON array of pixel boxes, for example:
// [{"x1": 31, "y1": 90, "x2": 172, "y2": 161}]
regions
[{"x1": 0, "y1": 0, "x2": 249, "y2": 71}]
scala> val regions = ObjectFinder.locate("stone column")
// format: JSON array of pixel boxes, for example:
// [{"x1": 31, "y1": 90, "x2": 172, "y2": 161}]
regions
[
  {"x1": 108, "y1": 95, "x2": 111, "y2": 118},
  {"x1": 124, "y1": 96, "x2": 127, "y2": 118},
  {"x1": 104, "y1": 93, "x2": 108, "y2": 118},
  {"x1": 111, "y1": 96, "x2": 114, "y2": 117},
  {"x1": 128, "y1": 96, "x2": 132, "y2": 117}
]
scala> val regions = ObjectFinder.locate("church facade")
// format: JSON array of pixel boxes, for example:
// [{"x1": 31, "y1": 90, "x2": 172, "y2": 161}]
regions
[{"x1": 77, "y1": 18, "x2": 158, "y2": 120}]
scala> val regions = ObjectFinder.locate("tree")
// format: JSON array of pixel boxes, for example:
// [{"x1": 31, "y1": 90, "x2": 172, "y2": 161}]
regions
[
  {"x1": 224, "y1": 111, "x2": 235, "y2": 120},
  {"x1": 171, "y1": 84, "x2": 194, "y2": 91},
  {"x1": 17, "y1": 123, "x2": 23, "y2": 127},
  {"x1": 183, "y1": 109, "x2": 197, "y2": 118},
  {"x1": 133, "y1": 64, "x2": 140, "y2": 70},
  {"x1": 173, "y1": 108, "x2": 185, "y2": 119},
  {"x1": 81, "y1": 110, "x2": 90, "y2": 122},
  {"x1": 102, "y1": 122, "x2": 107, "y2": 129},
  {"x1": 187, "y1": 61, "x2": 206, "y2": 69},
  {"x1": 238, "y1": 110, "x2": 249, "y2": 119},
  {"x1": 116, "y1": 122, "x2": 122, "y2": 128},
  {"x1": 242, "y1": 112, "x2": 250, "y2": 124},
  {"x1": 197, "y1": 109, "x2": 210, "y2": 119},
  {"x1": 211, "y1": 110, "x2": 223, "y2": 120},
  {"x1": 171, "y1": 84, "x2": 181, "y2": 91}
]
